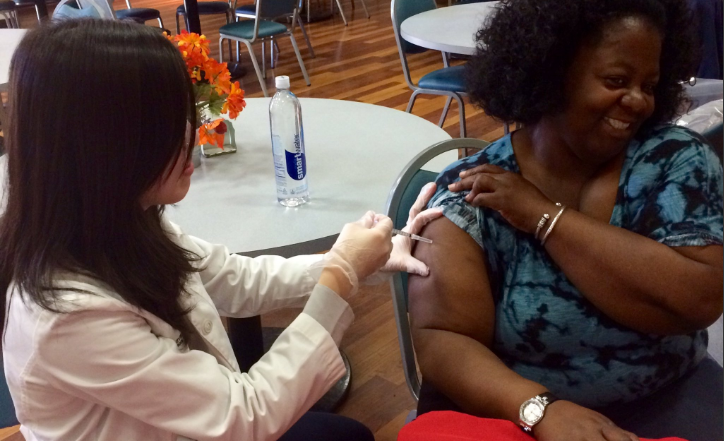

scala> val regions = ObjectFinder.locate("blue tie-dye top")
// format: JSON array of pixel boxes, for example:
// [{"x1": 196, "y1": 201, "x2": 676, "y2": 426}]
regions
[{"x1": 428, "y1": 125, "x2": 723, "y2": 407}]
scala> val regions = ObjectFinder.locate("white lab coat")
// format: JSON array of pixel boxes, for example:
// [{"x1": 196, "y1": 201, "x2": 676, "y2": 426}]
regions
[{"x1": 2, "y1": 221, "x2": 354, "y2": 441}]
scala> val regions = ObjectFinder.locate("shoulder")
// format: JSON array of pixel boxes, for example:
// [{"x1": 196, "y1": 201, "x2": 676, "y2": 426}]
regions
[
  {"x1": 434, "y1": 135, "x2": 516, "y2": 188},
  {"x1": 633, "y1": 125, "x2": 719, "y2": 167}
]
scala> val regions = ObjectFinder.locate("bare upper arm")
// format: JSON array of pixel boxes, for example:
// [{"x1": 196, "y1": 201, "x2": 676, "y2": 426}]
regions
[{"x1": 408, "y1": 216, "x2": 496, "y2": 347}]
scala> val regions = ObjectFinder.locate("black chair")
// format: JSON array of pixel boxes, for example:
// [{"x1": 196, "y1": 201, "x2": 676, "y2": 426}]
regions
[
  {"x1": 176, "y1": 0, "x2": 234, "y2": 34},
  {"x1": 115, "y1": 0, "x2": 164, "y2": 28}
]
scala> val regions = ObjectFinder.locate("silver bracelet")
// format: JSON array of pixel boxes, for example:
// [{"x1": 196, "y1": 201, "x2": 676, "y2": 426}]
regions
[
  {"x1": 533, "y1": 203, "x2": 560, "y2": 240},
  {"x1": 541, "y1": 204, "x2": 566, "y2": 245}
]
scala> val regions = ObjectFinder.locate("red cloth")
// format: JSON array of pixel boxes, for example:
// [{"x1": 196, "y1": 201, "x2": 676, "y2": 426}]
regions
[{"x1": 397, "y1": 411, "x2": 688, "y2": 441}]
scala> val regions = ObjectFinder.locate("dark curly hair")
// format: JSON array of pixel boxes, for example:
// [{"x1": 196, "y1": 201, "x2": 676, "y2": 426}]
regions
[{"x1": 466, "y1": 0, "x2": 699, "y2": 132}]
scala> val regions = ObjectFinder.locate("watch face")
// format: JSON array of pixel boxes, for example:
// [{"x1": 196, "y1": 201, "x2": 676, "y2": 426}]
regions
[{"x1": 520, "y1": 399, "x2": 545, "y2": 425}]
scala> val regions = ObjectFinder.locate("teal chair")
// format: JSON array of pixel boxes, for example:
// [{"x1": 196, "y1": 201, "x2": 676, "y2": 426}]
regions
[
  {"x1": 384, "y1": 138, "x2": 490, "y2": 401},
  {"x1": 218, "y1": 0, "x2": 310, "y2": 97},
  {"x1": 0, "y1": 359, "x2": 18, "y2": 428},
  {"x1": 392, "y1": 0, "x2": 469, "y2": 138},
  {"x1": 235, "y1": 0, "x2": 315, "y2": 63}
]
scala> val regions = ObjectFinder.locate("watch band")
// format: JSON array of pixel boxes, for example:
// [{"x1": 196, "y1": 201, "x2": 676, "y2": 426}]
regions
[
  {"x1": 518, "y1": 392, "x2": 560, "y2": 432},
  {"x1": 537, "y1": 392, "x2": 559, "y2": 406}
]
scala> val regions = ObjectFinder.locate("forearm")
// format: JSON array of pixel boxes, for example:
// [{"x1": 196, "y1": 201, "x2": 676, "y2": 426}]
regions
[
  {"x1": 544, "y1": 208, "x2": 723, "y2": 334},
  {"x1": 415, "y1": 328, "x2": 547, "y2": 422}
]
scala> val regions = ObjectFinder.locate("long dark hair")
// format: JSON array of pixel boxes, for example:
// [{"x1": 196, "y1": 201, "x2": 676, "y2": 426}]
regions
[{"x1": 0, "y1": 19, "x2": 199, "y2": 344}]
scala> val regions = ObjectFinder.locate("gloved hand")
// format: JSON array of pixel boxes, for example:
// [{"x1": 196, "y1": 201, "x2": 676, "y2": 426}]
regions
[
  {"x1": 316, "y1": 211, "x2": 393, "y2": 296},
  {"x1": 365, "y1": 183, "x2": 443, "y2": 284}
]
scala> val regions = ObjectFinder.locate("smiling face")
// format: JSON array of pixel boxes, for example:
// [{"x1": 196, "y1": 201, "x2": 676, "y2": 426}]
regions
[{"x1": 551, "y1": 16, "x2": 662, "y2": 164}]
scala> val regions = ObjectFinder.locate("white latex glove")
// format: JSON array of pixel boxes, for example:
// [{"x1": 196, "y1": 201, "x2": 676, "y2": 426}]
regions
[
  {"x1": 313, "y1": 211, "x2": 393, "y2": 296},
  {"x1": 365, "y1": 183, "x2": 443, "y2": 284}
]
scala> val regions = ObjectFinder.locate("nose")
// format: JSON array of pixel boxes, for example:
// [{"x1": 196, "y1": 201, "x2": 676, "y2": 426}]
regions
[{"x1": 620, "y1": 88, "x2": 649, "y2": 115}]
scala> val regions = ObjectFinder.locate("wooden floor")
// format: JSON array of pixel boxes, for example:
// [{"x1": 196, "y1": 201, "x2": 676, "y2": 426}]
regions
[{"x1": 9, "y1": 2, "x2": 506, "y2": 440}]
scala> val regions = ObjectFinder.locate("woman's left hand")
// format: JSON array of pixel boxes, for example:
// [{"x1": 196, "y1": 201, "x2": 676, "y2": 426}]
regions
[
  {"x1": 365, "y1": 183, "x2": 443, "y2": 282},
  {"x1": 447, "y1": 164, "x2": 557, "y2": 234}
]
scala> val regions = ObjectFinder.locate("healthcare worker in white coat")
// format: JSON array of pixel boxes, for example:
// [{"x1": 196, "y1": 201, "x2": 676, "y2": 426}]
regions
[{"x1": 0, "y1": 20, "x2": 441, "y2": 441}]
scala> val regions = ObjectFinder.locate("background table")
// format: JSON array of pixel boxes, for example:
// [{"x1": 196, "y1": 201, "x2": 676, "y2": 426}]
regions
[{"x1": 400, "y1": 2, "x2": 498, "y2": 56}]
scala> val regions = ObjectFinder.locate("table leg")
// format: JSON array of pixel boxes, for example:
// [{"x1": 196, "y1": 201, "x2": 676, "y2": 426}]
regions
[{"x1": 183, "y1": 0, "x2": 202, "y2": 34}]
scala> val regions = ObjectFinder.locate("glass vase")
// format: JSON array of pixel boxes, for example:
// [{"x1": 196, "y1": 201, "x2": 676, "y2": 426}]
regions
[{"x1": 201, "y1": 118, "x2": 237, "y2": 158}]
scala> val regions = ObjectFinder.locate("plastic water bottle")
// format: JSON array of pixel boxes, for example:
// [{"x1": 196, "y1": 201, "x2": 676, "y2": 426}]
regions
[{"x1": 269, "y1": 75, "x2": 309, "y2": 207}]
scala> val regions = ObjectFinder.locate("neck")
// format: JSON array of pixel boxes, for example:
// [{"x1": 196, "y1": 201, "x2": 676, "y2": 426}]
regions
[{"x1": 521, "y1": 118, "x2": 603, "y2": 183}]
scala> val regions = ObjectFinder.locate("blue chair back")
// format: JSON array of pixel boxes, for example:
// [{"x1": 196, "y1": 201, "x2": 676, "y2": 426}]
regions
[
  {"x1": 391, "y1": 0, "x2": 435, "y2": 54},
  {"x1": 385, "y1": 138, "x2": 490, "y2": 401},
  {"x1": 0, "y1": 361, "x2": 19, "y2": 428}
]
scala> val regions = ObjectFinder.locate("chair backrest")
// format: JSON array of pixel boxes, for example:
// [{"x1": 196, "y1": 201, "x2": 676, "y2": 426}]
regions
[
  {"x1": 257, "y1": 0, "x2": 296, "y2": 21},
  {"x1": 390, "y1": 0, "x2": 435, "y2": 89},
  {"x1": 53, "y1": 0, "x2": 115, "y2": 19},
  {"x1": 0, "y1": 359, "x2": 19, "y2": 428},
  {"x1": 384, "y1": 138, "x2": 490, "y2": 401}
]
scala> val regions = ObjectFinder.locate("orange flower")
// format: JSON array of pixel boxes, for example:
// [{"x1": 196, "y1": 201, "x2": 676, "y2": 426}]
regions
[
  {"x1": 198, "y1": 119, "x2": 226, "y2": 148},
  {"x1": 168, "y1": 31, "x2": 245, "y2": 124},
  {"x1": 203, "y1": 58, "x2": 232, "y2": 95},
  {"x1": 222, "y1": 82, "x2": 246, "y2": 120},
  {"x1": 176, "y1": 30, "x2": 210, "y2": 58}
]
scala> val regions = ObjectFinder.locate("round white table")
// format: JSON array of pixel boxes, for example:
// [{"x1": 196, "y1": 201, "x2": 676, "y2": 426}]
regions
[
  {"x1": 167, "y1": 97, "x2": 455, "y2": 257},
  {"x1": 400, "y1": 2, "x2": 498, "y2": 56},
  {"x1": 0, "y1": 29, "x2": 26, "y2": 91}
]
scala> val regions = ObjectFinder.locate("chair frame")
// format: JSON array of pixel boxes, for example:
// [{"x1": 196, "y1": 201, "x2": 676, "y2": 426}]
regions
[
  {"x1": 391, "y1": 0, "x2": 468, "y2": 138},
  {"x1": 236, "y1": 0, "x2": 315, "y2": 62},
  {"x1": 384, "y1": 138, "x2": 491, "y2": 401},
  {"x1": 219, "y1": 0, "x2": 310, "y2": 97},
  {"x1": 0, "y1": 2, "x2": 19, "y2": 28},
  {"x1": 176, "y1": 0, "x2": 235, "y2": 35},
  {"x1": 121, "y1": 0, "x2": 164, "y2": 28},
  {"x1": 305, "y1": 0, "x2": 369, "y2": 26}
]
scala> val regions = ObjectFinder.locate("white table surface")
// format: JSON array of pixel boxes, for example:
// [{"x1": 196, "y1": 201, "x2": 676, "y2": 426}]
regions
[
  {"x1": 400, "y1": 2, "x2": 498, "y2": 56},
  {"x1": 0, "y1": 29, "x2": 26, "y2": 90},
  {"x1": 167, "y1": 98, "x2": 455, "y2": 255}
]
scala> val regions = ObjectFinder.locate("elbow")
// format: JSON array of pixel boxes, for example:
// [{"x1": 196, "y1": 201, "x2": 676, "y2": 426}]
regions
[{"x1": 665, "y1": 286, "x2": 723, "y2": 333}]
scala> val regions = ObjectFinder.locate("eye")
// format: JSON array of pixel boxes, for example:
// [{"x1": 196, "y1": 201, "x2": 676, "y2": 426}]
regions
[
  {"x1": 642, "y1": 82, "x2": 658, "y2": 95},
  {"x1": 604, "y1": 76, "x2": 628, "y2": 89}
]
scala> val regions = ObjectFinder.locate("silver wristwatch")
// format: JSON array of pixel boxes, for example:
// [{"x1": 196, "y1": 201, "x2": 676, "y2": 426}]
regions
[{"x1": 518, "y1": 392, "x2": 559, "y2": 432}]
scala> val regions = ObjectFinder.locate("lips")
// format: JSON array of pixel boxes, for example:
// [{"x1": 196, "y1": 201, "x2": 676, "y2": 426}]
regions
[{"x1": 604, "y1": 117, "x2": 632, "y2": 130}]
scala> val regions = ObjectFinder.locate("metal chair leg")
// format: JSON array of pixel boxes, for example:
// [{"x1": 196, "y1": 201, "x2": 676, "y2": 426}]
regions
[
  {"x1": 334, "y1": 0, "x2": 347, "y2": 25},
  {"x1": 242, "y1": 40, "x2": 269, "y2": 97},
  {"x1": 176, "y1": 12, "x2": 182, "y2": 34},
  {"x1": 454, "y1": 94, "x2": 466, "y2": 138},
  {"x1": 270, "y1": 38, "x2": 276, "y2": 69},
  {"x1": 439, "y1": 97, "x2": 452, "y2": 127},
  {"x1": 307, "y1": 0, "x2": 310, "y2": 23},
  {"x1": 225, "y1": 11, "x2": 233, "y2": 60},
  {"x1": 358, "y1": 0, "x2": 370, "y2": 19},
  {"x1": 261, "y1": 39, "x2": 266, "y2": 79},
  {"x1": 406, "y1": 90, "x2": 422, "y2": 113},
  {"x1": 297, "y1": 19, "x2": 315, "y2": 58},
  {"x1": 289, "y1": 34, "x2": 311, "y2": 86}
]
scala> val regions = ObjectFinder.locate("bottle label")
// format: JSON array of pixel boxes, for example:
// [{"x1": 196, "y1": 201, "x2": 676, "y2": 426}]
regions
[{"x1": 284, "y1": 134, "x2": 306, "y2": 181}]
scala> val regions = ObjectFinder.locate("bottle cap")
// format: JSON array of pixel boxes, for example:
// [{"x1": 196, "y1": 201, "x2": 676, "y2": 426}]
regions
[{"x1": 275, "y1": 76, "x2": 290, "y2": 90}]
